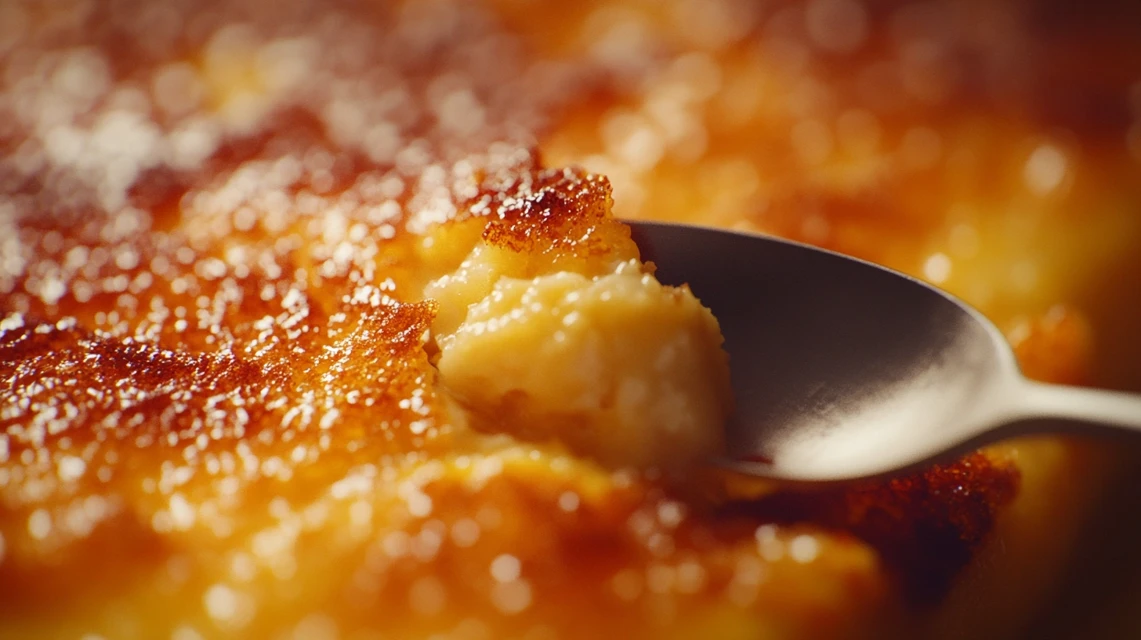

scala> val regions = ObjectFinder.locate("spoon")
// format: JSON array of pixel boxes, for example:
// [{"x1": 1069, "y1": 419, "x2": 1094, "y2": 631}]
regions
[{"x1": 627, "y1": 220, "x2": 1141, "y2": 485}]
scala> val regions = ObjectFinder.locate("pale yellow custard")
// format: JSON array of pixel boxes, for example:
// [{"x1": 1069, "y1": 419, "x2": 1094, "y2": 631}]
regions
[{"x1": 427, "y1": 220, "x2": 729, "y2": 471}]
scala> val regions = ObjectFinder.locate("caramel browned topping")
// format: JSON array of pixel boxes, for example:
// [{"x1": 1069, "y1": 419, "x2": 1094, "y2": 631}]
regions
[
  {"x1": 725, "y1": 452, "x2": 1020, "y2": 605},
  {"x1": 5, "y1": 0, "x2": 1138, "y2": 637},
  {"x1": 477, "y1": 167, "x2": 633, "y2": 261}
]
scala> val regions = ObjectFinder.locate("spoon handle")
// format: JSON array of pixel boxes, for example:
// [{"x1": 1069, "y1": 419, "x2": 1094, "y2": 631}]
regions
[{"x1": 1008, "y1": 380, "x2": 1141, "y2": 433}]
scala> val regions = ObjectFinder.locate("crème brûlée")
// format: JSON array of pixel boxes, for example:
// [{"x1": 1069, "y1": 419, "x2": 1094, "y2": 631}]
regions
[{"x1": 3, "y1": 1, "x2": 1141, "y2": 639}]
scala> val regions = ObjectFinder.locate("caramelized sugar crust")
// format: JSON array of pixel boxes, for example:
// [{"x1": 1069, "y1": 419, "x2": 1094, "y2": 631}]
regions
[
  {"x1": 3, "y1": 0, "x2": 1135, "y2": 637},
  {"x1": 0, "y1": 146, "x2": 1018, "y2": 636},
  {"x1": 476, "y1": 167, "x2": 632, "y2": 260},
  {"x1": 726, "y1": 452, "x2": 1019, "y2": 605}
]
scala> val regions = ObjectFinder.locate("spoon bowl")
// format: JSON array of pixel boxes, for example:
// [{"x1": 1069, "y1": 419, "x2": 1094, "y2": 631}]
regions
[{"x1": 628, "y1": 220, "x2": 1141, "y2": 484}]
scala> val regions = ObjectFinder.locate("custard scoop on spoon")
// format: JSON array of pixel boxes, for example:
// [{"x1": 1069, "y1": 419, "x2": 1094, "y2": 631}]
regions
[{"x1": 627, "y1": 220, "x2": 1141, "y2": 485}]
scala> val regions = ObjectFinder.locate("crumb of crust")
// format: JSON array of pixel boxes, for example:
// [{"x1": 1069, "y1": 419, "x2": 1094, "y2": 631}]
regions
[{"x1": 478, "y1": 167, "x2": 635, "y2": 260}]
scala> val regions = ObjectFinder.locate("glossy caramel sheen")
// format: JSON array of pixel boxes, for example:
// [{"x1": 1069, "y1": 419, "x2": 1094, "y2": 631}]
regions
[{"x1": 2, "y1": 0, "x2": 1139, "y2": 638}]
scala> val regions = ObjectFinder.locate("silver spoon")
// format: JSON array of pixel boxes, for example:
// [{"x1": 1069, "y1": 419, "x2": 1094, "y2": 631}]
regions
[{"x1": 627, "y1": 220, "x2": 1141, "y2": 485}]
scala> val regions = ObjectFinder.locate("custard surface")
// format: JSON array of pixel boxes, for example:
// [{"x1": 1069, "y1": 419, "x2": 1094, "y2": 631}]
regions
[{"x1": 3, "y1": 1, "x2": 1141, "y2": 639}]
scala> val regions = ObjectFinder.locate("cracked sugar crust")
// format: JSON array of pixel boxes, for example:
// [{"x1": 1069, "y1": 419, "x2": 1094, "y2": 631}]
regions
[
  {"x1": 0, "y1": 0, "x2": 1027, "y2": 637},
  {"x1": 0, "y1": 153, "x2": 1019, "y2": 637}
]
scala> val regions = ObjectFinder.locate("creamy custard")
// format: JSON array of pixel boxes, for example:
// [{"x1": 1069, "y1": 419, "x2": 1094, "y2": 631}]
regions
[{"x1": 426, "y1": 204, "x2": 730, "y2": 471}]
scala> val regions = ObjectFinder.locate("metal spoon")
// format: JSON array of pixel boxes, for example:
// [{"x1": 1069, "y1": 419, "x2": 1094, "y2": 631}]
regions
[{"x1": 627, "y1": 220, "x2": 1141, "y2": 484}]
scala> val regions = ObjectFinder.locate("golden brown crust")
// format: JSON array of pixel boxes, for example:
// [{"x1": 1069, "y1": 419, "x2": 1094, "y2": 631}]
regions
[
  {"x1": 0, "y1": 150, "x2": 1016, "y2": 635},
  {"x1": 723, "y1": 453, "x2": 1020, "y2": 604},
  {"x1": 477, "y1": 167, "x2": 632, "y2": 260},
  {"x1": 2, "y1": 0, "x2": 1139, "y2": 637}
]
